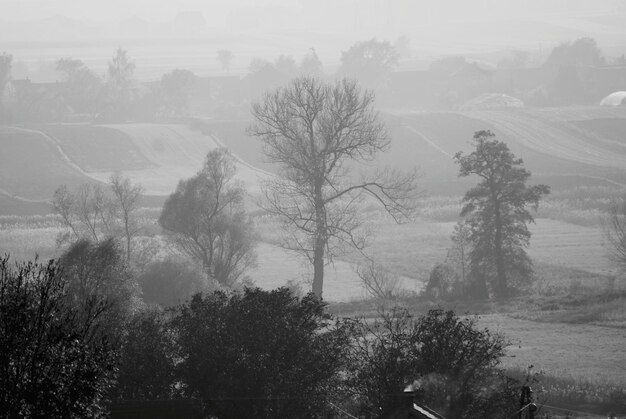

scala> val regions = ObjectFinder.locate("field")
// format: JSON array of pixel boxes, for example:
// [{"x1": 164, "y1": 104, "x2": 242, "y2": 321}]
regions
[
  {"x1": 0, "y1": 126, "x2": 97, "y2": 201},
  {"x1": 2, "y1": 110, "x2": 626, "y2": 403},
  {"x1": 0, "y1": 123, "x2": 270, "y2": 208}
]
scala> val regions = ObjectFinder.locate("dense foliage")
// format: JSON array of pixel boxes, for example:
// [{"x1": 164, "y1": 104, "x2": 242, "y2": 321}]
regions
[
  {"x1": 2, "y1": 247, "x2": 525, "y2": 418},
  {"x1": 173, "y1": 287, "x2": 352, "y2": 418},
  {"x1": 455, "y1": 131, "x2": 549, "y2": 299},
  {"x1": 0, "y1": 256, "x2": 118, "y2": 418},
  {"x1": 345, "y1": 308, "x2": 518, "y2": 419},
  {"x1": 159, "y1": 148, "x2": 257, "y2": 287}
]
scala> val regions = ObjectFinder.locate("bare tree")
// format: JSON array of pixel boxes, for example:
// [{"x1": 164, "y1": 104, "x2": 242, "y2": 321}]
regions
[
  {"x1": 159, "y1": 148, "x2": 257, "y2": 287},
  {"x1": 603, "y1": 197, "x2": 626, "y2": 271},
  {"x1": 356, "y1": 260, "x2": 402, "y2": 300},
  {"x1": 52, "y1": 175, "x2": 143, "y2": 262},
  {"x1": 109, "y1": 173, "x2": 143, "y2": 262},
  {"x1": 445, "y1": 221, "x2": 472, "y2": 284},
  {"x1": 249, "y1": 76, "x2": 419, "y2": 297}
]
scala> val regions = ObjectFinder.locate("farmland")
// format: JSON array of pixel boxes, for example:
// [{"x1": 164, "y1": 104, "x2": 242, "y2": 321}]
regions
[{"x1": 2, "y1": 108, "x2": 626, "y2": 398}]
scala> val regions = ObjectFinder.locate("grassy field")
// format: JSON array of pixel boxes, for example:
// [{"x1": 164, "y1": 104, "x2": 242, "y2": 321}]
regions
[
  {"x1": 32, "y1": 124, "x2": 153, "y2": 172},
  {"x1": 477, "y1": 314, "x2": 626, "y2": 384},
  {"x1": 0, "y1": 126, "x2": 96, "y2": 200}
]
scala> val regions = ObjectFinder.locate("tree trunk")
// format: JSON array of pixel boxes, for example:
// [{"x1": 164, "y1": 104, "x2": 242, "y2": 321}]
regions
[
  {"x1": 312, "y1": 237, "x2": 325, "y2": 298},
  {"x1": 311, "y1": 180, "x2": 326, "y2": 298},
  {"x1": 493, "y1": 202, "x2": 507, "y2": 299}
]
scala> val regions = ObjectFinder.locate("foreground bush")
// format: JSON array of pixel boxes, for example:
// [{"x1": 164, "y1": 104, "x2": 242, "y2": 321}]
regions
[
  {"x1": 345, "y1": 308, "x2": 519, "y2": 418},
  {"x1": 173, "y1": 287, "x2": 352, "y2": 418},
  {"x1": 0, "y1": 256, "x2": 118, "y2": 418}
]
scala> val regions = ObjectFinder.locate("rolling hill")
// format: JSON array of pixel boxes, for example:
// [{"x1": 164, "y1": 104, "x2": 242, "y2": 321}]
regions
[{"x1": 2, "y1": 106, "x2": 626, "y2": 214}]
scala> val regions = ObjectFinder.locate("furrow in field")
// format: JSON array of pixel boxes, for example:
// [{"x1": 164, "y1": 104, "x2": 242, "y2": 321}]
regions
[{"x1": 469, "y1": 110, "x2": 626, "y2": 167}]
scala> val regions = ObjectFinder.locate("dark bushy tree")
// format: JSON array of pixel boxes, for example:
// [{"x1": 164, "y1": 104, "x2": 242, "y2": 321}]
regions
[
  {"x1": 0, "y1": 256, "x2": 118, "y2": 418},
  {"x1": 339, "y1": 38, "x2": 399, "y2": 89},
  {"x1": 345, "y1": 308, "x2": 518, "y2": 419},
  {"x1": 454, "y1": 131, "x2": 549, "y2": 299},
  {"x1": 137, "y1": 257, "x2": 209, "y2": 307},
  {"x1": 56, "y1": 58, "x2": 103, "y2": 115},
  {"x1": 114, "y1": 309, "x2": 176, "y2": 400},
  {"x1": 159, "y1": 69, "x2": 197, "y2": 116},
  {"x1": 58, "y1": 238, "x2": 140, "y2": 336},
  {"x1": 173, "y1": 287, "x2": 352, "y2": 418},
  {"x1": 159, "y1": 148, "x2": 257, "y2": 287}
]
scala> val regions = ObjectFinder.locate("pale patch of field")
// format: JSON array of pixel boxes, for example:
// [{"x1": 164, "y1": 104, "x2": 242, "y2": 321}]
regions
[
  {"x1": 476, "y1": 313, "x2": 626, "y2": 385},
  {"x1": 93, "y1": 124, "x2": 268, "y2": 195},
  {"x1": 249, "y1": 242, "x2": 423, "y2": 302},
  {"x1": 0, "y1": 226, "x2": 61, "y2": 262},
  {"x1": 527, "y1": 218, "x2": 615, "y2": 277}
]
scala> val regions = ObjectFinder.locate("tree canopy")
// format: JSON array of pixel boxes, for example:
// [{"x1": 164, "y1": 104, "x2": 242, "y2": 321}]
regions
[
  {"x1": 173, "y1": 287, "x2": 351, "y2": 418},
  {"x1": 339, "y1": 38, "x2": 399, "y2": 89},
  {"x1": 455, "y1": 131, "x2": 549, "y2": 299},
  {"x1": 159, "y1": 148, "x2": 256, "y2": 287},
  {"x1": 0, "y1": 256, "x2": 119, "y2": 418}
]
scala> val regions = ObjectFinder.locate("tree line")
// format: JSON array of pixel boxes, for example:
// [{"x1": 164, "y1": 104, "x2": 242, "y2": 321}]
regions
[{"x1": 49, "y1": 76, "x2": 550, "y2": 301}]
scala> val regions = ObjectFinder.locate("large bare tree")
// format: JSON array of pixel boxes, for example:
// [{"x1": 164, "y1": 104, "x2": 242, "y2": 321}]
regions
[{"x1": 249, "y1": 76, "x2": 418, "y2": 297}]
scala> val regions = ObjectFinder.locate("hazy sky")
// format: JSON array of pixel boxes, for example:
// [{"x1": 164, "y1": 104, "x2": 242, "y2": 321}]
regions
[{"x1": 2, "y1": 0, "x2": 623, "y2": 22}]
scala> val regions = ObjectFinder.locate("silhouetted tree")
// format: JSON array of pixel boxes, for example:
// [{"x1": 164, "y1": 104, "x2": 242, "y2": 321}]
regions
[
  {"x1": 339, "y1": 38, "x2": 399, "y2": 89},
  {"x1": 249, "y1": 76, "x2": 418, "y2": 297},
  {"x1": 0, "y1": 256, "x2": 118, "y2": 418},
  {"x1": 173, "y1": 287, "x2": 352, "y2": 418},
  {"x1": 159, "y1": 69, "x2": 197, "y2": 116},
  {"x1": 603, "y1": 196, "x2": 626, "y2": 272},
  {"x1": 105, "y1": 48, "x2": 136, "y2": 120},
  {"x1": 455, "y1": 131, "x2": 549, "y2": 299},
  {"x1": 109, "y1": 173, "x2": 143, "y2": 263},
  {"x1": 58, "y1": 238, "x2": 140, "y2": 337},
  {"x1": 159, "y1": 148, "x2": 257, "y2": 287},
  {"x1": 216, "y1": 49, "x2": 233, "y2": 72},
  {"x1": 56, "y1": 58, "x2": 103, "y2": 115},
  {"x1": 299, "y1": 48, "x2": 323, "y2": 76},
  {"x1": 52, "y1": 175, "x2": 144, "y2": 262},
  {"x1": 0, "y1": 52, "x2": 12, "y2": 122},
  {"x1": 274, "y1": 55, "x2": 298, "y2": 78}
]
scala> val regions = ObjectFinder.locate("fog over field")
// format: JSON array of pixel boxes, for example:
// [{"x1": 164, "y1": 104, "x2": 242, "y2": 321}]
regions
[{"x1": 1, "y1": 1, "x2": 626, "y2": 417}]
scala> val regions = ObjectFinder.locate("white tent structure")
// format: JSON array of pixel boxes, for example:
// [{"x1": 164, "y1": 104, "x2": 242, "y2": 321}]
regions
[{"x1": 600, "y1": 91, "x2": 626, "y2": 106}]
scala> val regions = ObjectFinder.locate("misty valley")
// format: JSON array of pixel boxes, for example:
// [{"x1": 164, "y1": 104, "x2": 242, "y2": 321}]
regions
[{"x1": 1, "y1": 2, "x2": 626, "y2": 418}]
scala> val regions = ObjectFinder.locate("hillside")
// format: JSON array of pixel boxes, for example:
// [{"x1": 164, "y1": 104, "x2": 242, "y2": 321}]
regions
[
  {"x1": 0, "y1": 123, "x2": 268, "y2": 214},
  {"x1": 2, "y1": 106, "x2": 626, "y2": 214}
]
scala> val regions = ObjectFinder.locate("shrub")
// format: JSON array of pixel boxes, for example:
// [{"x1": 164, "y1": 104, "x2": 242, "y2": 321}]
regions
[
  {"x1": 345, "y1": 308, "x2": 518, "y2": 419},
  {"x1": 137, "y1": 257, "x2": 209, "y2": 307},
  {"x1": 0, "y1": 256, "x2": 118, "y2": 418},
  {"x1": 173, "y1": 287, "x2": 352, "y2": 418}
]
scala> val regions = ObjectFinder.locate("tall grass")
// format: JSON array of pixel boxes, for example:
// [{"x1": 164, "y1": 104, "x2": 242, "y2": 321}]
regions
[{"x1": 506, "y1": 367, "x2": 626, "y2": 416}]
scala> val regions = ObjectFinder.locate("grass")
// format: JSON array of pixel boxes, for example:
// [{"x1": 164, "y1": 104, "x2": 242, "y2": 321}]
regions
[
  {"x1": 32, "y1": 124, "x2": 153, "y2": 172},
  {"x1": 0, "y1": 126, "x2": 94, "y2": 200},
  {"x1": 506, "y1": 367, "x2": 626, "y2": 416}
]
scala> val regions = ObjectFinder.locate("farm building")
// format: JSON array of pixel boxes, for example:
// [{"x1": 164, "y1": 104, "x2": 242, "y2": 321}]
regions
[{"x1": 600, "y1": 91, "x2": 626, "y2": 106}]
